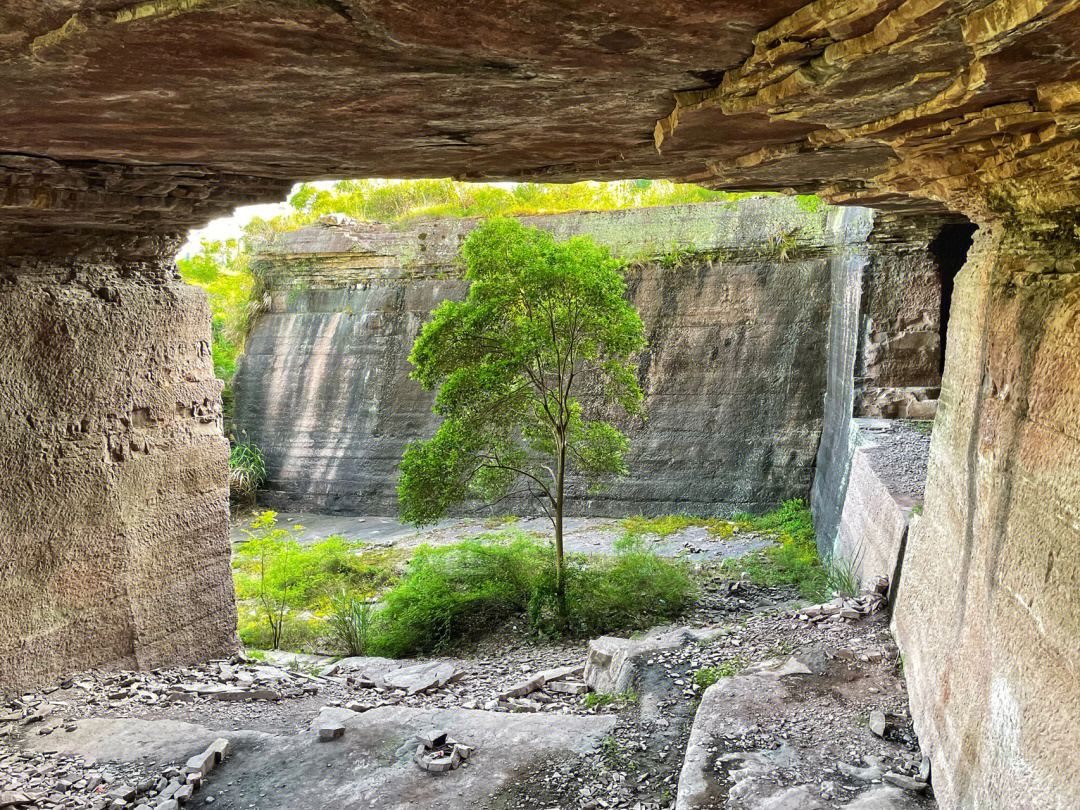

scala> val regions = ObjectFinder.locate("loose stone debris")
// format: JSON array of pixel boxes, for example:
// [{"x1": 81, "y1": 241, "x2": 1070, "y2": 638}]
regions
[
  {"x1": 793, "y1": 577, "x2": 890, "y2": 627},
  {"x1": 0, "y1": 732, "x2": 231, "y2": 810},
  {"x1": 1, "y1": 559, "x2": 935, "y2": 809}
]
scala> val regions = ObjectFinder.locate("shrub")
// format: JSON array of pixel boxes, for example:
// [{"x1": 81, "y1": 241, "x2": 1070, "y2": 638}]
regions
[
  {"x1": 229, "y1": 442, "x2": 267, "y2": 505},
  {"x1": 371, "y1": 537, "x2": 546, "y2": 657},
  {"x1": 370, "y1": 532, "x2": 694, "y2": 658},
  {"x1": 542, "y1": 542, "x2": 694, "y2": 639},
  {"x1": 232, "y1": 511, "x2": 304, "y2": 649},
  {"x1": 328, "y1": 592, "x2": 376, "y2": 656}
]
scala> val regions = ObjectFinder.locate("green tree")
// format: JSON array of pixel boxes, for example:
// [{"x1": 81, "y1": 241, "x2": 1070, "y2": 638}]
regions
[
  {"x1": 398, "y1": 218, "x2": 646, "y2": 625},
  {"x1": 232, "y1": 511, "x2": 305, "y2": 649}
]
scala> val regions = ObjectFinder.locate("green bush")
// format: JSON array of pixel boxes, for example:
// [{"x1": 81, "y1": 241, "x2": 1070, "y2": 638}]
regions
[
  {"x1": 823, "y1": 552, "x2": 861, "y2": 598},
  {"x1": 546, "y1": 540, "x2": 694, "y2": 639},
  {"x1": 370, "y1": 537, "x2": 545, "y2": 657},
  {"x1": 370, "y1": 532, "x2": 693, "y2": 658}
]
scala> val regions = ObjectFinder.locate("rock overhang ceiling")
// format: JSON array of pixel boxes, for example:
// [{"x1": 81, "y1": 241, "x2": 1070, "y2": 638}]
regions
[{"x1": 2, "y1": 0, "x2": 1080, "y2": 251}]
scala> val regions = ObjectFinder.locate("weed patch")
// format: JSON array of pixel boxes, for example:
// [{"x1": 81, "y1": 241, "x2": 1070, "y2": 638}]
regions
[
  {"x1": 584, "y1": 691, "x2": 638, "y2": 710},
  {"x1": 232, "y1": 511, "x2": 407, "y2": 652},
  {"x1": 727, "y1": 499, "x2": 830, "y2": 601},
  {"x1": 620, "y1": 514, "x2": 736, "y2": 539},
  {"x1": 694, "y1": 659, "x2": 745, "y2": 689},
  {"x1": 370, "y1": 531, "x2": 694, "y2": 658}
]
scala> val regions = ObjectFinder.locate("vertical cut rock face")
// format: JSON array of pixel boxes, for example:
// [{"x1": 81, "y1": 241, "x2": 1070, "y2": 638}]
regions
[
  {"x1": 811, "y1": 214, "x2": 963, "y2": 552},
  {"x1": 232, "y1": 199, "x2": 874, "y2": 516},
  {"x1": 0, "y1": 257, "x2": 238, "y2": 692},
  {"x1": 894, "y1": 215, "x2": 1080, "y2": 810}
]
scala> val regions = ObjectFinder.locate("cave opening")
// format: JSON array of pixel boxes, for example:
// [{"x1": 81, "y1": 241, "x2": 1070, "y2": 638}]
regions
[{"x1": 930, "y1": 222, "x2": 977, "y2": 377}]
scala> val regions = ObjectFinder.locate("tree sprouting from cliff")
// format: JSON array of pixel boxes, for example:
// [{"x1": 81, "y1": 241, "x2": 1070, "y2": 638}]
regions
[{"x1": 397, "y1": 217, "x2": 646, "y2": 625}]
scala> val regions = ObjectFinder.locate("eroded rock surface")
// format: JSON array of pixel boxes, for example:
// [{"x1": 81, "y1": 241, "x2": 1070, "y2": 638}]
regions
[
  {"x1": 893, "y1": 214, "x2": 1080, "y2": 810},
  {"x1": 0, "y1": 264, "x2": 237, "y2": 693},
  {"x1": 3, "y1": 0, "x2": 1080, "y2": 234}
]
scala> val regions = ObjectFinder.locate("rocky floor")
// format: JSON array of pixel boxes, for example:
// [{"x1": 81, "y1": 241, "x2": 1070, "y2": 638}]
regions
[
  {"x1": 1, "y1": 562, "x2": 935, "y2": 810},
  {"x1": 853, "y1": 419, "x2": 932, "y2": 504}
]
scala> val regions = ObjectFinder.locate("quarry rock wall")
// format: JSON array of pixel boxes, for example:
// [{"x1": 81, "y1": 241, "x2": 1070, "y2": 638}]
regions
[
  {"x1": 812, "y1": 215, "x2": 952, "y2": 552},
  {"x1": 893, "y1": 216, "x2": 1080, "y2": 810},
  {"x1": 853, "y1": 218, "x2": 954, "y2": 421},
  {"x1": 0, "y1": 257, "x2": 238, "y2": 692},
  {"x1": 233, "y1": 200, "x2": 874, "y2": 516}
]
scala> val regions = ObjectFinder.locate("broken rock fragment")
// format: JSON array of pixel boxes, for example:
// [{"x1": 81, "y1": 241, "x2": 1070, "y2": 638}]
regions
[
  {"x1": 319, "y1": 721, "x2": 346, "y2": 741},
  {"x1": 869, "y1": 709, "x2": 887, "y2": 738}
]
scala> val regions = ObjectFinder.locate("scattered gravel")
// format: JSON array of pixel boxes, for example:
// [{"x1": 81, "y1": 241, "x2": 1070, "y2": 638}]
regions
[{"x1": 855, "y1": 419, "x2": 932, "y2": 503}]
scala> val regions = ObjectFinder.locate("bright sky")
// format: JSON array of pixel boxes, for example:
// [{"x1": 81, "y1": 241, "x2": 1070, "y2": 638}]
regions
[{"x1": 176, "y1": 180, "x2": 339, "y2": 258}]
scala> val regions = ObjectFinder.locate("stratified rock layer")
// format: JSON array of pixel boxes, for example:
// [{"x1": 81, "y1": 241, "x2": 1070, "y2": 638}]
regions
[
  {"x1": 3, "y1": 0, "x2": 1080, "y2": 231},
  {"x1": 0, "y1": 259, "x2": 238, "y2": 691},
  {"x1": 233, "y1": 199, "x2": 873, "y2": 515}
]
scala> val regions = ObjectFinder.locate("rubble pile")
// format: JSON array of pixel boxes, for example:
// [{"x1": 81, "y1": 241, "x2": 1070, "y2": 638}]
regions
[
  {"x1": 0, "y1": 737, "x2": 232, "y2": 810},
  {"x1": 412, "y1": 730, "x2": 472, "y2": 773},
  {"x1": 794, "y1": 576, "x2": 890, "y2": 625},
  {"x1": 489, "y1": 665, "x2": 587, "y2": 713},
  {"x1": 1, "y1": 658, "x2": 323, "y2": 731}
]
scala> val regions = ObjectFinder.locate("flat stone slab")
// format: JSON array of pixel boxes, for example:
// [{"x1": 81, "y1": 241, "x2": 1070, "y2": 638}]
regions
[
  {"x1": 676, "y1": 658, "x2": 933, "y2": 810},
  {"x1": 332, "y1": 657, "x2": 462, "y2": 694},
  {"x1": 25, "y1": 717, "x2": 266, "y2": 767},
  {"x1": 25, "y1": 706, "x2": 615, "y2": 810}
]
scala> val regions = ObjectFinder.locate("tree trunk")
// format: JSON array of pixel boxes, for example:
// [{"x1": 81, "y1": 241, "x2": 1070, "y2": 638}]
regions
[{"x1": 555, "y1": 440, "x2": 567, "y2": 629}]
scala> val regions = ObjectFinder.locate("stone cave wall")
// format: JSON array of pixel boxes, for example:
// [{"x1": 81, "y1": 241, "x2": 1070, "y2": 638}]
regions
[
  {"x1": 812, "y1": 215, "x2": 953, "y2": 555},
  {"x1": 893, "y1": 215, "x2": 1080, "y2": 810},
  {"x1": 232, "y1": 199, "x2": 875, "y2": 516},
  {"x1": 0, "y1": 252, "x2": 239, "y2": 692}
]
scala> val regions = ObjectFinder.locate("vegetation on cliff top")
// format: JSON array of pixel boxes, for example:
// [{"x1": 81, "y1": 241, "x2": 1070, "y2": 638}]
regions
[{"x1": 268, "y1": 178, "x2": 749, "y2": 229}]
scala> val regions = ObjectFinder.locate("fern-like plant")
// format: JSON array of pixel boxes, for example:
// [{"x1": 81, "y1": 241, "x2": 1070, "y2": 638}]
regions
[{"x1": 329, "y1": 592, "x2": 376, "y2": 657}]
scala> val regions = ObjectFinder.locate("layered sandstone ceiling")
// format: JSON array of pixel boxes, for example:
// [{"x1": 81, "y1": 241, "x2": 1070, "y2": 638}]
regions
[{"x1": 3, "y1": 0, "x2": 1080, "y2": 250}]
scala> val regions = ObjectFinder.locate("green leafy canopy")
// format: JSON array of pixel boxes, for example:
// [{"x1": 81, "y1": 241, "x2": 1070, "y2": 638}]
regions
[{"x1": 398, "y1": 217, "x2": 646, "y2": 526}]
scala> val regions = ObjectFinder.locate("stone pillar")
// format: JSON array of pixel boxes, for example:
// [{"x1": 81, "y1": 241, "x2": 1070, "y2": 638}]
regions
[
  {"x1": 0, "y1": 247, "x2": 239, "y2": 691},
  {"x1": 893, "y1": 213, "x2": 1080, "y2": 809}
]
